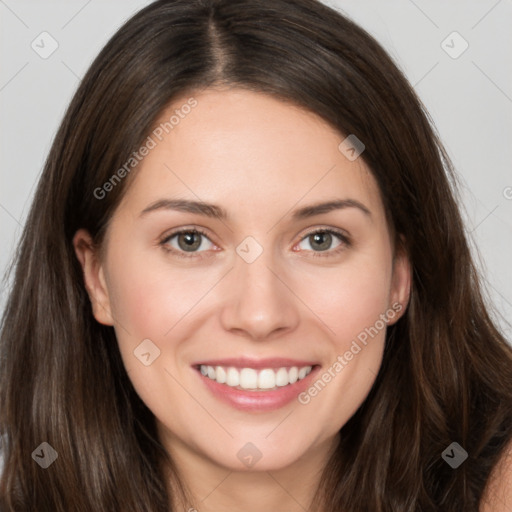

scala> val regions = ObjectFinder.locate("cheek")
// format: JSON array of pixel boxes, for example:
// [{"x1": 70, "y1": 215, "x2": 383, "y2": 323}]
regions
[
  {"x1": 103, "y1": 250, "x2": 192, "y2": 414},
  {"x1": 297, "y1": 247, "x2": 393, "y2": 346},
  {"x1": 297, "y1": 254, "x2": 392, "y2": 425},
  {"x1": 105, "y1": 247, "x2": 208, "y2": 339}
]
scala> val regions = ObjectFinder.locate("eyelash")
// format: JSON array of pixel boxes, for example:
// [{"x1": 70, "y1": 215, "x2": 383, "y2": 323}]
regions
[{"x1": 159, "y1": 227, "x2": 351, "y2": 260}]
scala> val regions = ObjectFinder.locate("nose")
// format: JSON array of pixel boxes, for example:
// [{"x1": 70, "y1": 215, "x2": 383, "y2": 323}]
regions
[{"x1": 219, "y1": 247, "x2": 300, "y2": 341}]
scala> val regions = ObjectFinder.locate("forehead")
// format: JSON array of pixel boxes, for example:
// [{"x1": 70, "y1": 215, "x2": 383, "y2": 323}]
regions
[{"x1": 116, "y1": 87, "x2": 384, "y2": 224}]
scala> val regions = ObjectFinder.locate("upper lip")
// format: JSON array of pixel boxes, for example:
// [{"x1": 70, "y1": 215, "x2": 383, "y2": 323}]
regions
[{"x1": 193, "y1": 357, "x2": 320, "y2": 370}]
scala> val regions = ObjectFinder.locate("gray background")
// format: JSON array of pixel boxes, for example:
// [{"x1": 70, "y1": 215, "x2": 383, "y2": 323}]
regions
[{"x1": 1, "y1": 0, "x2": 511, "y2": 342}]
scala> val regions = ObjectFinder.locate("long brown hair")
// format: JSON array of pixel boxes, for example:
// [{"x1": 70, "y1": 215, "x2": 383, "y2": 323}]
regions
[{"x1": 1, "y1": 0, "x2": 511, "y2": 510}]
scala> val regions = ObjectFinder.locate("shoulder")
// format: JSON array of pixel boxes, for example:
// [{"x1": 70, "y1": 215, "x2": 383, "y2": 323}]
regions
[{"x1": 480, "y1": 439, "x2": 512, "y2": 511}]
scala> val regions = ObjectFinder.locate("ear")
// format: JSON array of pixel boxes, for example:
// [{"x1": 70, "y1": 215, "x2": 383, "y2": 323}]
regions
[
  {"x1": 480, "y1": 439, "x2": 512, "y2": 511},
  {"x1": 72, "y1": 229, "x2": 114, "y2": 326},
  {"x1": 387, "y1": 237, "x2": 411, "y2": 326}
]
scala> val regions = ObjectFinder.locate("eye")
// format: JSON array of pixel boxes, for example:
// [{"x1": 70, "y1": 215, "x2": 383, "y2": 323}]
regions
[
  {"x1": 295, "y1": 228, "x2": 351, "y2": 258},
  {"x1": 159, "y1": 226, "x2": 351, "y2": 259},
  {"x1": 159, "y1": 228, "x2": 215, "y2": 258}
]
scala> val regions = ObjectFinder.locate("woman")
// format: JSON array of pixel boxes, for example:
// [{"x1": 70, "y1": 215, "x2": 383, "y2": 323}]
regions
[{"x1": 1, "y1": 0, "x2": 511, "y2": 510}]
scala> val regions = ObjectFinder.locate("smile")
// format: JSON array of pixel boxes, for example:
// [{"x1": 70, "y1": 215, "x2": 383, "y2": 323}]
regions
[
  {"x1": 193, "y1": 361, "x2": 321, "y2": 412},
  {"x1": 198, "y1": 364, "x2": 314, "y2": 391}
]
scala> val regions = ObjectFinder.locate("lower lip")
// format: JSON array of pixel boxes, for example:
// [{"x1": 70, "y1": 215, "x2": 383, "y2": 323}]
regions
[{"x1": 194, "y1": 366, "x2": 320, "y2": 412}]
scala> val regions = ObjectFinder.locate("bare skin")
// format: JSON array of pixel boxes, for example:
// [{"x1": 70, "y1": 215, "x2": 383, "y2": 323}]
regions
[{"x1": 74, "y1": 87, "x2": 411, "y2": 511}]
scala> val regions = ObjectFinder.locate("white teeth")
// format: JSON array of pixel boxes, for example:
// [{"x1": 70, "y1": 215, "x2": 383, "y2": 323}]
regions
[
  {"x1": 275, "y1": 367, "x2": 289, "y2": 387},
  {"x1": 258, "y1": 369, "x2": 276, "y2": 389},
  {"x1": 226, "y1": 367, "x2": 240, "y2": 387},
  {"x1": 199, "y1": 364, "x2": 313, "y2": 390},
  {"x1": 239, "y1": 368, "x2": 258, "y2": 389},
  {"x1": 215, "y1": 366, "x2": 226, "y2": 384}
]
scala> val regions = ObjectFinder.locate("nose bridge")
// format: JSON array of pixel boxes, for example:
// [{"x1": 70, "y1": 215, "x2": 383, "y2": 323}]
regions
[
  {"x1": 219, "y1": 233, "x2": 299, "y2": 339},
  {"x1": 235, "y1": 233, "x2": 285, "y2": 303}
]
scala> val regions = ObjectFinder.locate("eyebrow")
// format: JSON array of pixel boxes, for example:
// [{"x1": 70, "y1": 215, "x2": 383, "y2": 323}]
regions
[{"x1": 139, "y1": 198, "x2": 372, "y2": 221}]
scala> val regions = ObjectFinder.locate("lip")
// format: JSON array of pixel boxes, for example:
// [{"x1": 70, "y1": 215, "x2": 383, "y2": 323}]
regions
[
  {"x1": 192, "y1": 357, "x2": 319, "y2": 370},
  {"x1": 193, "y1": 363, "x2": 321, "y2": 412}
]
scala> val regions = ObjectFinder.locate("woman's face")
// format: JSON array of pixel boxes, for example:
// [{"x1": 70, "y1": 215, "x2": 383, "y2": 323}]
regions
[{"x1": 74, "y1": 87, "x2": 410, "y2": 473}]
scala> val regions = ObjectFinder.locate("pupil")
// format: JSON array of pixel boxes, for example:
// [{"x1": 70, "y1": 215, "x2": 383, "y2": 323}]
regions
[
  {"x1": 312, "y1": 232, "x2": 331, "y2": 251},
  {"x1": 179, "y1": 232, "x2": 201, "y2": 251}
]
